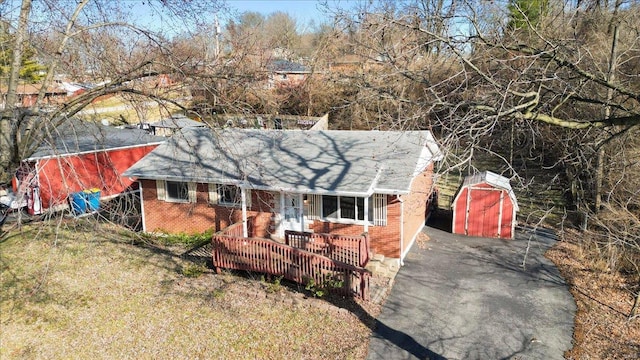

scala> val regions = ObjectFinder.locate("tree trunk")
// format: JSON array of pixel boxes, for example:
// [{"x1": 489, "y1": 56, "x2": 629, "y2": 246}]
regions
[
  {"x1": 595, "y1": 24, "x2": 619, "y2": 212},
  {"x1": 595, "y1": 147, "x2": 605, "y2": 211},
  {"x1": 630, "y1": 279, "x2": 640, "y2": 319},
  {"x1": 0, "y1": 0, "x2": 32, "y2": 183}
]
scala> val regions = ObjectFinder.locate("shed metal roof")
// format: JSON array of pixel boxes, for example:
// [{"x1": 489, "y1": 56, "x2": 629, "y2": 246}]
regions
[
  {"x1": 27, "y1": 120, "x2": 165, "y2": 160},
  {"x1": 123, "y1": 128, "x2": 442, "y2": 196},
  {"x1": 460, "y1": 171, "x2": 519, "y2": 211}
]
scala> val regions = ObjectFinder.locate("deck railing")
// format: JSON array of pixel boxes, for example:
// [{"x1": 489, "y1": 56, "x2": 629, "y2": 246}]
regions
[
  {"x1": 284, "y1": 230, "x2": 370, "y2": 267},
  {"x1": 217, "y1": 216, "x2": 255, "y2": 238},
  {"x1": 212, "y1": 235, "x2": 370, "y2": 300}
]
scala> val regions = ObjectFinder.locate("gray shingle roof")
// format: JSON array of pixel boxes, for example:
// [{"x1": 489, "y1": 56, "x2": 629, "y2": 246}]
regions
[
  {"x1": 123, "y1": 128, "x2": 442, "y2": 195},
  {"x1": 147, "y1": 114, "x2": 205, "y2": 129},
  {"x1": 267, "y1": 59, "x2": 310, "y2": 73},
  {"x1": 27, "y1": 120, "x2": 165, "y2": 160}
]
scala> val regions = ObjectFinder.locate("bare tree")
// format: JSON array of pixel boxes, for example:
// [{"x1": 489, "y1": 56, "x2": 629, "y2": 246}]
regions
[
  {"x1": 0, "y1": 0, "x2": 226, "y2": 186},
  {"x1": 324, "y1": 0, "x2": 640, "y2": 319}
]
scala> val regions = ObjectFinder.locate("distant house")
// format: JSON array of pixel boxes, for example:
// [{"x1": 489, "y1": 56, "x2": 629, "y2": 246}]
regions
[
  {"x1": 60, "y1": 83, "x2": 84, "y2": 96},
  {"x1": 155, "y1": 74, "x2": 174, "y2": 88},
  {"x1": 212, "y1": 113, "x2": 329, "y2": 130},
  {"x1": 123, "y1": 128, "x2": 442, "y2": 264},
  {"x1": 266, "y1": 59, "x2": 311, "y2": 89},
  {"x1": 0, "y1": 83, "x2": 67, "y2": 109},
  {"x1": 145, "y1": 114, "x2": 206, "y2": 137},
  {"x1": 10, "y1": 120, "x2": 164, "y2": 214},
  {"x1": 328, "y1": 54, "x2": 363, "y2": 74}
]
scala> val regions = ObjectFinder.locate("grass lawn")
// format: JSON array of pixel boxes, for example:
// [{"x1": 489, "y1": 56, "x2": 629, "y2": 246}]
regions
[
  {"x1": 1, "y1": 220, "x2": 373, "y2": 359},
  {"x1": 78, "y1": 94, "x2": 185, "y2": 124}
]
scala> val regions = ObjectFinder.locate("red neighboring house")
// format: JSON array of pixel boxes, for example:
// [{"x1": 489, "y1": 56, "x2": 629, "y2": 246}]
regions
[
  {"x1": 452, "y1": 171, "x2": 519, "y2": 239},
  {"x1": 0, "y1": 83, "x2": 67, "y2": 109},
  {"x1": 12, "y1": 120, "x2": 164, "y2": 214},
  {"x1": 123, "y1": 128, "x2": 443, "y2": 265}
]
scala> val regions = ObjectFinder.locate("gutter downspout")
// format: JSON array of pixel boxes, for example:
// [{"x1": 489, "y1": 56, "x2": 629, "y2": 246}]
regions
[
  {"x1": 397, "y1": 194, "x2": 405, "y2": 266},
  {"x1": 363, "y1": 196, "x2": 369, "y2": 233}
]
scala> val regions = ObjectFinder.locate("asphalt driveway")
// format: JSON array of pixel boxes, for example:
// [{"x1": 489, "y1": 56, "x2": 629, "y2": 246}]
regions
[{"x1": 367, "y1": 225, "x2": 576, "y2": 360}]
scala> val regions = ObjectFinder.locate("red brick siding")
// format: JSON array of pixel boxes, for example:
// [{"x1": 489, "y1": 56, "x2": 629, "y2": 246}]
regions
[
  {"x1": 141, "y1": 162, "x2": 436, "y2": 259},
  {"x1": 308, "y1": 195, "x2": 403, "y2": 259},
  {"x1": 141, "y1": 180, "x2": 275, "y2": 236},
  {"x1": 400, "y1": 164, "x2": 435, "y2": 255}
]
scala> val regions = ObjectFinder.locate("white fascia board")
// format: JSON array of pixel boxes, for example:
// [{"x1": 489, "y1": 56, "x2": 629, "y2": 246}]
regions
[
  {"x1": 245, "y1": 183, "x2": 373, "y2": 197},
  {"x1": 124, "y1": 177, "x2": 409, "y2": 198},
  {"x1": 370, "y1": 188, "x2": 409, "y2": 195},
  {"x1": 26, "y1": 141, "x2": 165, "y2": 161}
]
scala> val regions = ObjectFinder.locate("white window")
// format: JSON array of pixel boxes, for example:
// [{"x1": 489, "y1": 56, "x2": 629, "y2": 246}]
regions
[
  {"x1": 319, "y1": 195, "x2": 377, "y2": 223},
  {"x1": 219, "y1": 185, "x2": 239, "y2": 205},
  {"x1": 156, "y1": 180, "x2": 196, "y2": 203},
  {"x1": 208, "y1": 184, "x2": 249, "y2": 208},
  {"x1": 166, "y1": 181, "x2": 189, "y2": 202}
]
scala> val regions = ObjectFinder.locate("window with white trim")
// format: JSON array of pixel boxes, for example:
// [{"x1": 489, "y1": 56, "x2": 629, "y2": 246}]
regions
[
  {"x1": 208, "y1": 184, "x2": 249, "y2": 207},
  {"x1": 156, "y1": 180, "x2": 196, "y2": 203},
  {"x1": 318, "y1": 195, "x2": 380, "y2": 223},
  {"x1": 219, "y1": 185, "x2": 239, "y2": 205}
]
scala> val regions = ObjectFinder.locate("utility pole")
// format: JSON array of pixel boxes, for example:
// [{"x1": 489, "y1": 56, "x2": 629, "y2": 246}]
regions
[{"x1": 214, "y1": 14, "x2": 220, "y2": 59}]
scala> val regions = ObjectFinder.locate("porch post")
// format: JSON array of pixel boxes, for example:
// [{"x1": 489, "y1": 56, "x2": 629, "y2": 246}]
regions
[
  {"x1": 363, "y1": 196, "x2": 369, "y2": 232},
  {"x1": 299, "y1": 193, "x2": 304, "y2": 232},
  {"x1": 280, "y1": 191, "x2": 285, "y2": 238},
  {"x1": 241, "y1": 187, "x2": 248, "y2": 237}
]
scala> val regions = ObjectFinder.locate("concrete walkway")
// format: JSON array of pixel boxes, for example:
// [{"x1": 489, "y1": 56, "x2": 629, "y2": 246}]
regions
[{"x1": 367, "y1": 225, "x2": 576, "y2": 360}]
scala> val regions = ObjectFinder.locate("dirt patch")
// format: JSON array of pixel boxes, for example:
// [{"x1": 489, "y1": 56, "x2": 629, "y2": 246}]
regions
[
  {"x1": 545, "y1": 231, "x2": 640, "y2": 359},
  {"x1": 415, "y1": 232, "x2": 431, "y2": 249}
]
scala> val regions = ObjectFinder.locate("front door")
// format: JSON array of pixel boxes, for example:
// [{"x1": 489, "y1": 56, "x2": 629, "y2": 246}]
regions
[{"x1": 282, "y1": 193, "x2": 302, "y2": 233}]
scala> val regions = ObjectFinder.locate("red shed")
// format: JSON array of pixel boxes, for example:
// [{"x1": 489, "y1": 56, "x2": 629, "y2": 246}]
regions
[
  {"x1": 452, "y1": 171, "x2": 519, "y2": 239},
  {"x1": 11, "y1": 120, "x2": 164, "y2": 214}
]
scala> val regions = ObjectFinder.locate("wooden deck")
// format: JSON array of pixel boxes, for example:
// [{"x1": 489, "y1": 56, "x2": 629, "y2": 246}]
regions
[
  {"x1": 211, "y1": 221, "x2": 371, "y2": 300},
  {"x1": 284, "y1": 230, "x2": 370, "y2": 267}
]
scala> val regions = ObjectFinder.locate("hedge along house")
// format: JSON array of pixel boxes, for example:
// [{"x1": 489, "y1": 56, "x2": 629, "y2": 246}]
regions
[
  {"x1": 123, "y1": 128, "x2": 443, "y2": 264},
  {"x1": 451, "y1": 171, "x2": 519, "y2": 239},
  {"x1": 12, "y1": 120, "x2": 164, "y2": 214}
]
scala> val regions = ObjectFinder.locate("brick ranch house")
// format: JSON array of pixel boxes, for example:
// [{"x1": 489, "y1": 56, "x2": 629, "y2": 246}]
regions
[
  {"x1": 11, "y1": 120, "x2": 164, "y2": 214},
  {"x1": 123, "y1": 128, "x2": 442, "y2": 265}
]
